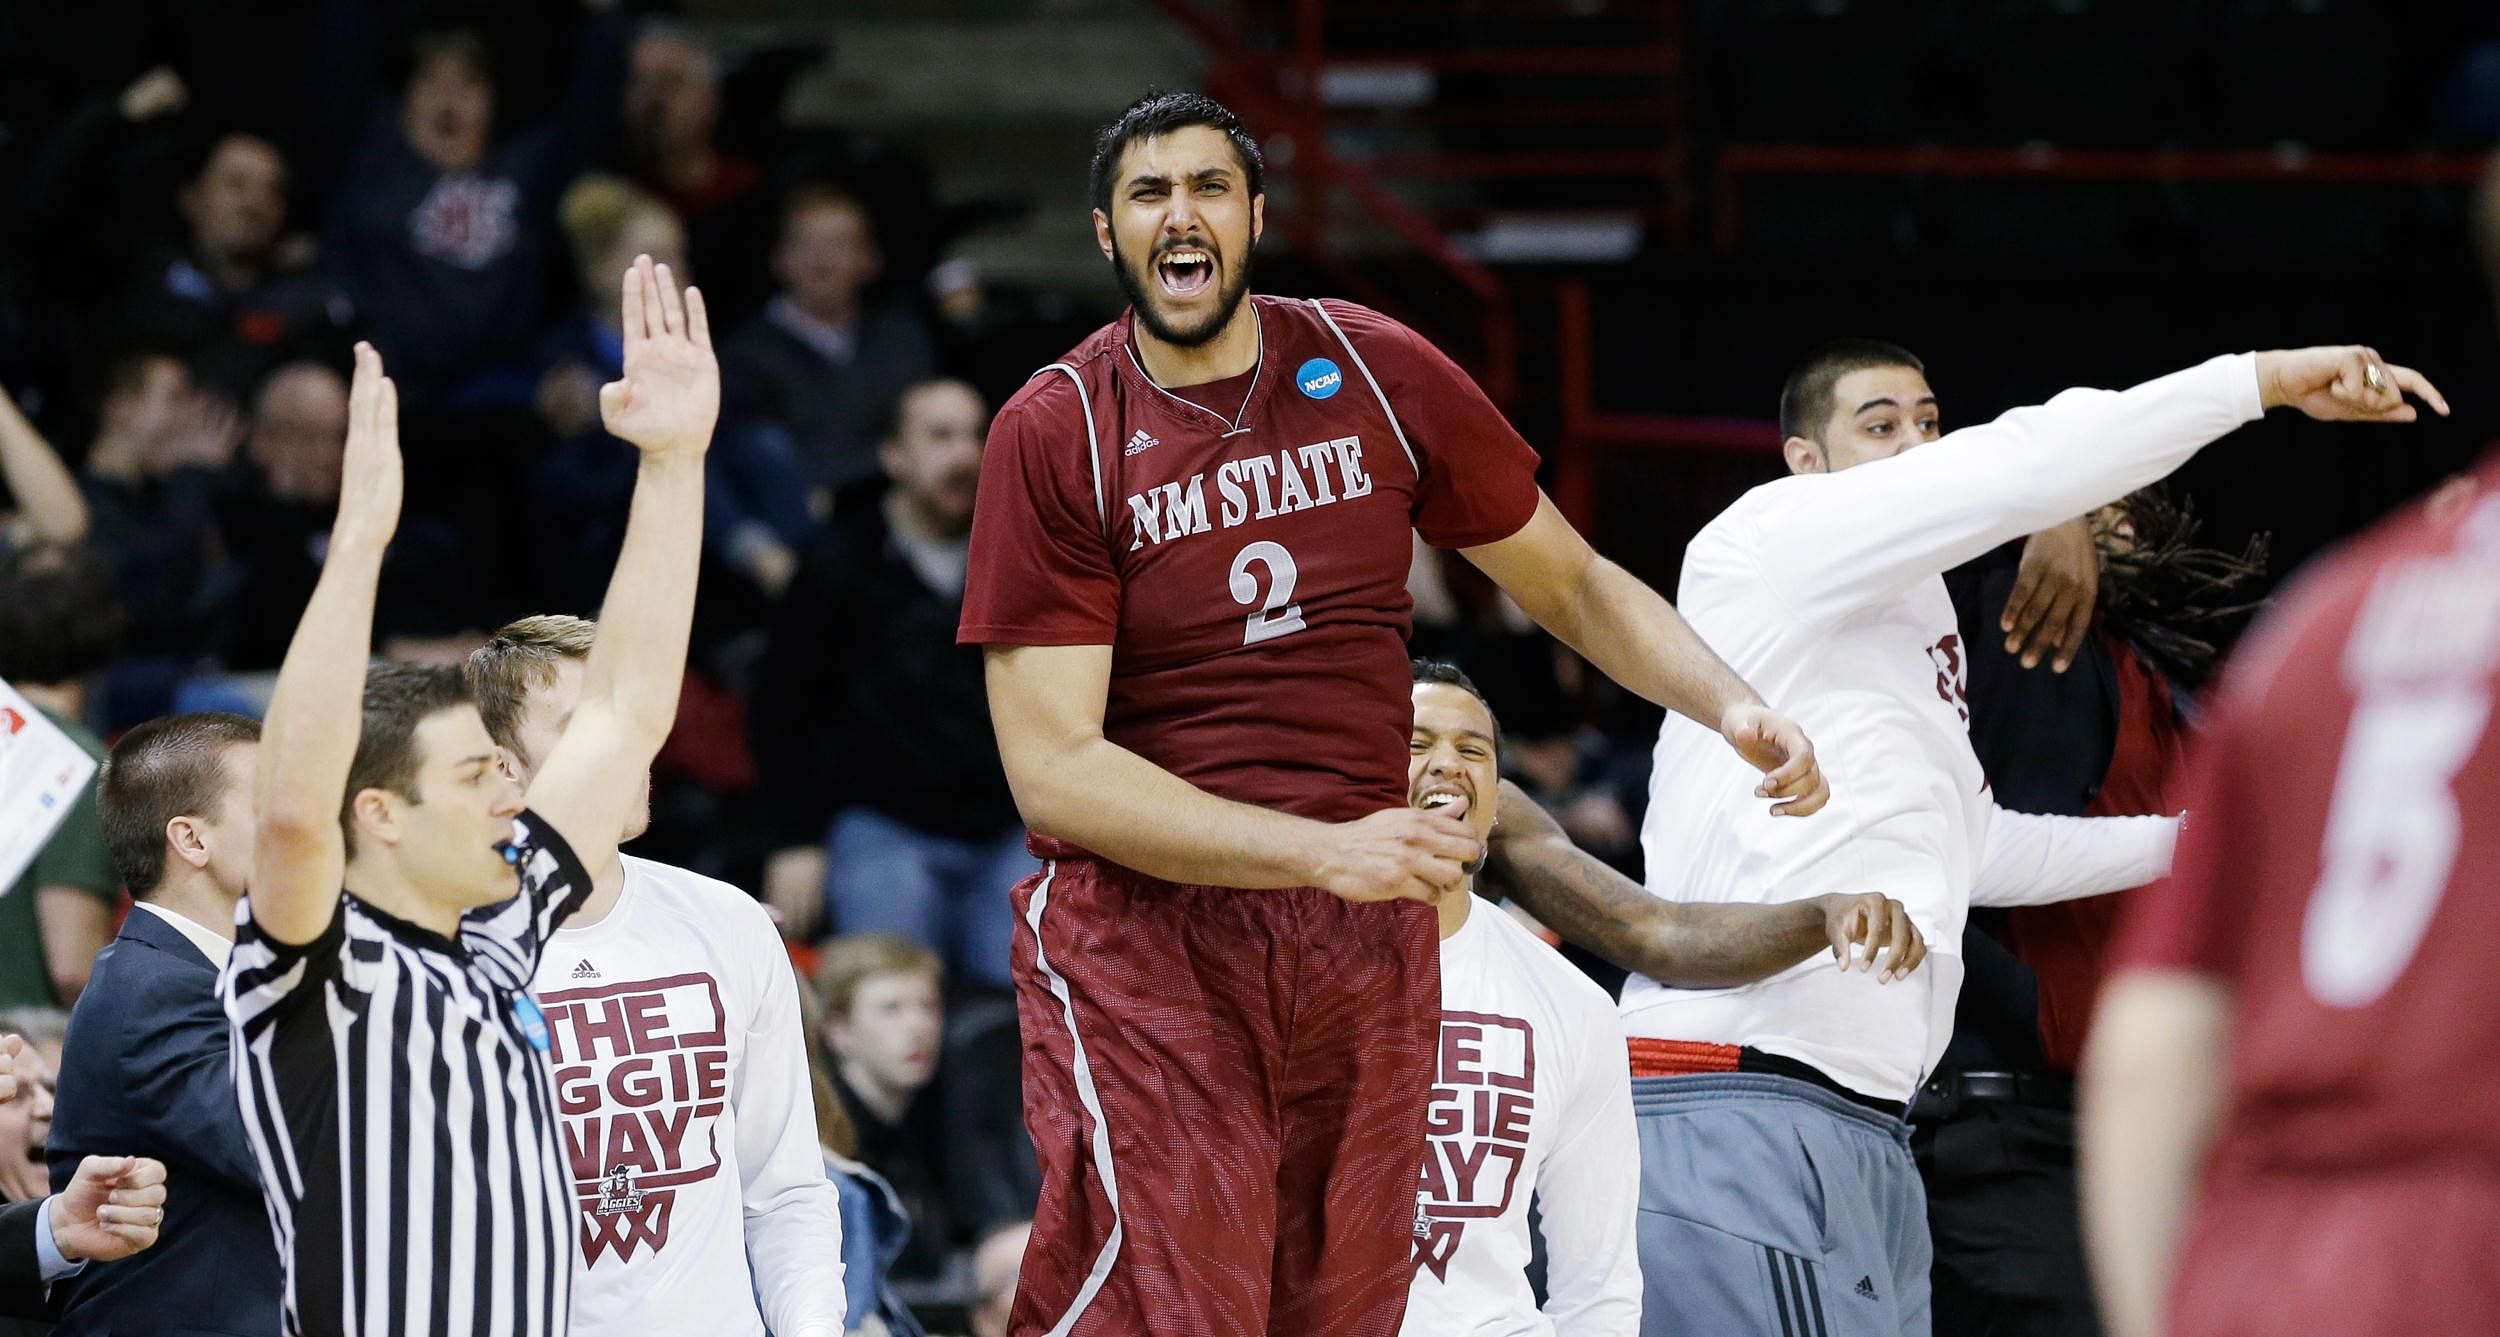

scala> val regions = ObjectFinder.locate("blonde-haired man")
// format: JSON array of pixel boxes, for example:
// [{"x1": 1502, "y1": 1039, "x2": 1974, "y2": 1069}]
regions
[{"x1": 466, "y1": 613, "x2": 845, "y2": 1337}]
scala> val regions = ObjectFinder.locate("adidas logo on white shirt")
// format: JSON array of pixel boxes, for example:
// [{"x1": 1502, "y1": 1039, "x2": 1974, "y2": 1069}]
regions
[
  {"x1": 1124, "y1": 429, "x2": 1160, "y2": 456},
  {"x1": 570, "y1": 959, "x2": 599, "y2": 980}
]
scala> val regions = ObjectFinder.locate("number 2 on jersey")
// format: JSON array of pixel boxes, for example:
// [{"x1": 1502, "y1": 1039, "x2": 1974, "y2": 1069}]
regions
[{"x1": 1229, "y1": 540, "x2": 1308, "y2": 645}]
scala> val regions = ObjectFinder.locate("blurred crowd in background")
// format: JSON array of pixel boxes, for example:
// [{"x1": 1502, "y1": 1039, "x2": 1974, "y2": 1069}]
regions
[{"x1": 5, "y1": 2, "x2": 2500, "y2": 1327}]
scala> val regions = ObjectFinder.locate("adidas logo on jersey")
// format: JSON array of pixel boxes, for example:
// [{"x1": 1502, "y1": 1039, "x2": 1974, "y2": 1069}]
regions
[
  {"x1": 1855, "y1": 1276, "x2": 1879, "y2": 1300},
  {"x1": 570, "y1": 959, "x2": 600, "y2": 980},
  {"x1": 1124, "y1": 429, "x2": 1160, "y2": 456}
]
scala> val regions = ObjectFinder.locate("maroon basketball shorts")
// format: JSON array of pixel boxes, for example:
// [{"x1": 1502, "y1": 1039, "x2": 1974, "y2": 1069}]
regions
[
  {"x1": 2168, "y1": 1162, "x2": 2500, "y2": 1336},
  {"x1": 1006, "y1": 852, "x2": 1440, "y2": 1337}
]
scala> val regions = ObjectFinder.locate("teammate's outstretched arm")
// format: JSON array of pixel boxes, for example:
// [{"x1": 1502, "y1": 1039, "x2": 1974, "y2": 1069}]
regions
[
  {"x1": 1480, "y1": 781, "x2": 1925, "y2": 985},
  {"x1": 988, "y1": 642, "x2": 1482, "y2": 902},
  {"x1": 2080, "y1": 968, "x2": 2230, "y2": 1337},
  {"x1": 1464, "y1": 495, "x2": 1830, "y2": 817},
  {"x1": 250, "y1": 342, "x2": 401, "y2": 945},
  {"x1": 1752, "y1": 347, "x2": 2446, "y2": 631},
  {"x1": 527, "y1": 255, "x2": 717, "y2": 876}
]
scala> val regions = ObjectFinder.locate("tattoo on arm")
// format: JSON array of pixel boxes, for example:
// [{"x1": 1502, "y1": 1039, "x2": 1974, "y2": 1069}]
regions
[{"x1": 1485, "y1": 783, "x2": 1829, "y2": 988}]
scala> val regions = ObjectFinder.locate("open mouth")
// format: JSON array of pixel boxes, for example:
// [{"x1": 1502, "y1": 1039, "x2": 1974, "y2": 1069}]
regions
[
  {"x1": 1417, "y1": 788, "x2": 1472, "y2": 821},
  {"x1": 1157, "y1": 247, "x2": 1214, "y2": 299}
]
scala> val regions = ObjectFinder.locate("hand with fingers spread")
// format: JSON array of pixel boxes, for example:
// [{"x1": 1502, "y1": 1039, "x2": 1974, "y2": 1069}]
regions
[
  {"x1": 2256, "y1": 346, "x2": 2449, "y2": 424},
  {"x1": 2003, "y1": 516, "x2": 2100, "y2": 674},
  {"x1": 600, "y1": 254, "x2": 720, "y2": 456},
  {"x1": 1722, "y1": 703, "x2": 1829, "y2": 817},
  {"x1": 1818, "y1": 893, "x2": 1926, "y2": 983},
  {"x1": 1311, "y1": 806, "x2": 1484, "y2": 904},
  {"x1": 333, "y1": 343, "x2": 403, "y2": 557},
  {"x1": 50, "y1": 1156, "x2": 170, "y2": 1262}
]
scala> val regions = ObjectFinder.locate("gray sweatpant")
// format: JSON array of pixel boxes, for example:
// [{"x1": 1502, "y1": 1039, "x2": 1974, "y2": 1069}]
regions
[{"x1": 1633, "y1": 1072, "x2": 1932, "y2": 1337}]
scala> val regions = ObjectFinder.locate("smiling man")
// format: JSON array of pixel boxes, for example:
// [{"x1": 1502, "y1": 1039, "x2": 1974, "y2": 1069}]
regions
[
  {"x1": 1405, "y1": 659, "x2": 1924, "y2": 1337},
  {"x1": 961, "y1": 90, "x2": 1829, "y2": 1337}
]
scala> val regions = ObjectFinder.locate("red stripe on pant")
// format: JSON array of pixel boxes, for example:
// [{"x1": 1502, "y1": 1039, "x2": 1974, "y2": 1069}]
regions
[{"x1": 1007, "y1": 856, "x2": 1439, "y2": 1337}]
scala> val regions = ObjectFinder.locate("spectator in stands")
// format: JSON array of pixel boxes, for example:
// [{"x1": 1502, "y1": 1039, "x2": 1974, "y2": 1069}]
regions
[
  {"x1": 0, "y1": 1012, "x2": 66, "y2": 1204},
  {"x1": 319, "y1": 21, "x2": 624, "y2": 405},
  {"x1": 0, "y1": 386, "x2": 88, "y2": 552},
  {"x1": 797, "y1": 963, "x2": 928, "y2": 1337},
  {"x1": 49, "y1": 711, "x2": 279, "y2": 1335},
  {"x1": 124, "y1": 129, "x2": 356, "y2": 400},
  {"x1": 815, "y1": 936, "x2": 956, "y2": 1286},
  {"x1": 526, "y1": 176, "x2": 694, "y2": 613},
  {"x1": 753, "y1": 378, "x2": 1026, "y2": 986},
  {"x1": 722, "y1": 184, "x2": 936, "y2": 502},
  {"x1": 626, "y1": 27, "x2": 773, "y2": 330},
  {"x1": 78, "y1": 351, "x2": 241, "y2": 670},
  {"x1": 217, "y1": 361, "x2": 349, "y2": 672},
  {"x1": 0, "y1": 546, "x2": 125, "y2": 1009},
  {"x1": 969, "y1": 1222, "x2": 1029, "y2": 1337}
]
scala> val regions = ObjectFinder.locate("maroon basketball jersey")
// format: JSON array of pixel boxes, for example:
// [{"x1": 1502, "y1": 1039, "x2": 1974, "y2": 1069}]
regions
[
  {"x1": 2120, "y1": 454, "x2": 2500, "y2": 1176},
  {"x1": 960, "y1": 296, "x2": 1541, "y2": 825}
]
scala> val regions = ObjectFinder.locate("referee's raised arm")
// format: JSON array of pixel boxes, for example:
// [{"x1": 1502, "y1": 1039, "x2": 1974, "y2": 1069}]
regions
[
  {"x1": 524, "y1": 254, "x2": 720, "y2": 880},
  {"x1": 249, "y1": 341, "x2": 402, "y2": 946}
]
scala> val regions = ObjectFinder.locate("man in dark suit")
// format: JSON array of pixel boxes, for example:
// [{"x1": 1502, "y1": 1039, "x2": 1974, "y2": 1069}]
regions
[
  {"x1": 45, "y1": 713, "x2": 276, "y2": 1335},
  {"x1": 1, "y1": 1033, "x2": 167, "y2": 1323}
]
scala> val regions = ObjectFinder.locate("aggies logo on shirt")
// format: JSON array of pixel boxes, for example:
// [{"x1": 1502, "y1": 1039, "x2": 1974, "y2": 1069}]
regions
[
  {"x1": 538, "y1": 973, "x2": 733, "y2": 1265},
  {"x1": 1412, "y1": 1011, "x2": 1537, "y2": 1280}
]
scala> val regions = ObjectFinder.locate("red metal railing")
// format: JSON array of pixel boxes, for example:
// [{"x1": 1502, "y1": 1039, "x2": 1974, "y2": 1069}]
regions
[
  {"x1": 1711, "y1": 143, "x2": 2494, "y2": 251},
  {"x1": 1147, "y1": 0, "x2": 1517, "y2": 404}
]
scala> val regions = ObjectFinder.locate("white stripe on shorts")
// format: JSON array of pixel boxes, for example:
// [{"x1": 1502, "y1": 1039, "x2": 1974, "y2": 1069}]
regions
[{"x1": 1027, "y1": 860, "x2": 1125, "y2": 1336}]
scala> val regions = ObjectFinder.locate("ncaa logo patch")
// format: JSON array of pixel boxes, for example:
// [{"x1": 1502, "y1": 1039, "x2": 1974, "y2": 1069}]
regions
[{"x1": 1296, "y1": 357, "x2": 1344, "y2": 400}]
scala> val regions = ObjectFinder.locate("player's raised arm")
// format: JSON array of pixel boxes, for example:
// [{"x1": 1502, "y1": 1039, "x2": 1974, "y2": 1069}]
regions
[
  {"x1": 1750, "y1": 347, "x2": 2443, "y2": 632},
  {"x1": 250, "y1": 342, "x2": 401, "y2": 945},
  {"x1": 1463, "y1": 495, "x2": 1830, "y2": 817},
  {"x1": 986, "y1": 642, "x2": 1481, "y2": 902},
  {"x1": 1480, "y1": 781, "x2": 1925, "y2": 986},
  {"x1": 525, "y1": 255, "x2": 717, "y2": 876}
]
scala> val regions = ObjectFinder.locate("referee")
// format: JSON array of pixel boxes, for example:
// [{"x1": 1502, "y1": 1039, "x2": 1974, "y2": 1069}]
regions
[{"x1": 222, "y1": 257, "x2": 718, "y2": 1337}]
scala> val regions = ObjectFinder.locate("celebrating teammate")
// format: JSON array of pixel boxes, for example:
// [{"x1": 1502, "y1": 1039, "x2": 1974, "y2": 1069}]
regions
[
  {"x1": 959, "y1": 90, "x2": 1824, "y2": 1337},
  {"x1": 1401, "y1": 661, "x2": 1922, "y2": 1337},
  {"x1": 467, "y1": 615, "x2": 846, "y2": 1337},
  {"x1": 1624, "y1": 337, "x2": 2445, "y2": 1334},
  {"x1": 222, "y1": 255, "x2": 719, "y2": 1337}
]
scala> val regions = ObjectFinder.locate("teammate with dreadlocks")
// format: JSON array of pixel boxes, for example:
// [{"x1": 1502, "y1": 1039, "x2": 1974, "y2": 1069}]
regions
[{"x1": 1916, "y1": 483, "x2": 2269, "y2": 1337}]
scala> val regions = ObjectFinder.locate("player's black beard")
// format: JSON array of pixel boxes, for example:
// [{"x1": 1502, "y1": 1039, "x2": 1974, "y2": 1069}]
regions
[{"x1": 1114, "y1": 237, "x2": 1254, "y2": 349}]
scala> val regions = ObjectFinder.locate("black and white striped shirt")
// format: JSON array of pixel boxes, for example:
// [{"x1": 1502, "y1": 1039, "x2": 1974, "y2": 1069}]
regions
[{"x1": 221, "y1": 810, "x2": 594, "y2": 1337}]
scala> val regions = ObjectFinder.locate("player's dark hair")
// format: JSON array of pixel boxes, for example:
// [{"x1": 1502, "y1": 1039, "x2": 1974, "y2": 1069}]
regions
[
  {"x1": 2096, "y1": 486, "x2": 2270, "y2": 686},
  {"x1": 1088, "y1": 90, "x2": 1265, "y2": 216},
  {"x1": 1411, "y1": 658, "x2": 1502, "y2": 756},
  {"x1": 0, "y1": 542, "x2": 127, "y2": 685},
  {"x1": 101, "y1": 712, "x2": 262, "y2": 898},
  {"x1": 1778, "y1": 338, "x2": 1926, "y2": 443},
  {"x1": 343, "y1": 663, "x2": 475, "y2": 853}
]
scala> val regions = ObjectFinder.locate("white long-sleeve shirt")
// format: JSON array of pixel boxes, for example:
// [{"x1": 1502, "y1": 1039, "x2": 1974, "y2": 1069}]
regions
[
  {"x1": 1626, "y1": 353, "x2": 2262, "y2": 1101},
  {"x1": 1404, "y1": 902, "x2": 1641, "y2": 1337},
  {"x1": 533, "y1": 856, "x2": 845, "y2": 1337}
]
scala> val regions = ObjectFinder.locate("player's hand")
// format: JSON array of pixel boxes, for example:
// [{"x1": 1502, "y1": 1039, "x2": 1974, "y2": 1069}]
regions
[
  {"x1": 600, "y1": 254, "x2": 720, "y2": 457},
  {"x1": 333, "y1": 343, "x2": 402, "y2": 555},
  {"x1": 2256, "y1": 347, "x2": 2448, "y2": 424},
  {"x1": 762, "y1": 845, "x2": 828, "y2": 941},
  {"x1": 50, "y1": 1156, "x2": 169, "y2": 1263},
  {"x1": 1312, "y1": 807, "x2": 1481, "y2": 904},
  {"x1": 2004, "y1": 517, "x2": 2099, "y2": 673},
  {"x1": 0, "y1": 1032, "x2": 18, "y2": 1104},
  {"x1": 1722, "y1": 704, "x2": 1828, "y2": 817},
  {"x1": 1817, "y1": 893, "x2": 1925, "y2": 983}
]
